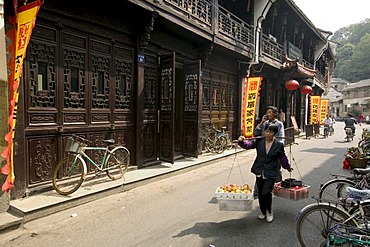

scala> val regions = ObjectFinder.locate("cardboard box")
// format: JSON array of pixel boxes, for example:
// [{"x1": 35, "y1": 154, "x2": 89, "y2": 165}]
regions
[
  {"x1": 215, "y1": 187, "x2": 254, "y2": 211},
  {"x1": 273, "y1": 184, "x2": 310, "y2": 201}
]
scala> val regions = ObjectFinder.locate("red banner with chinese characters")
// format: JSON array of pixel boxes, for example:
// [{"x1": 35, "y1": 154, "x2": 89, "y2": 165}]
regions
[
  {"x1": 309, "y1": 96, "x2": 321, "y2": 125},
  {"x1": 242, "y1": 76, "x2": 262, "y2": 137},
  {"x1": 320, "y1": 99, "x2": 329, "y2": 123},
  {"x1": 1, "y1": 0, "x2": 43, "y2": 192}
]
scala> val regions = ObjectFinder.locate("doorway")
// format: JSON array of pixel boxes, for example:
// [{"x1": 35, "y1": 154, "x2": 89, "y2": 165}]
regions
[{"x1": 174, "y1": 66, "x2": 184, "y2": 158}]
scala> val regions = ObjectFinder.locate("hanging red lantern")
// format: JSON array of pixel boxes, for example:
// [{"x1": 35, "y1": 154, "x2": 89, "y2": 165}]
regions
[
  {"x1": 300, "y1": 85, "x2": 313, "y2": 94},
  {"x1": 285, "y1": 79, "x2": 300, "y2": 91}
]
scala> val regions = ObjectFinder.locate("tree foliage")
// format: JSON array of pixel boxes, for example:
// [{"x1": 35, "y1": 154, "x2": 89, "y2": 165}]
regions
[{"x1": 331, "y1": 19, "x2": 370, "y2": 82}]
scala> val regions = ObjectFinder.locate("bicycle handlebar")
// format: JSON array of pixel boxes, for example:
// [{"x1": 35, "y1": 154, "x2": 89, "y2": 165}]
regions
[{"x1": 71, "y1": 134, "x2": 92, "y2": 144}]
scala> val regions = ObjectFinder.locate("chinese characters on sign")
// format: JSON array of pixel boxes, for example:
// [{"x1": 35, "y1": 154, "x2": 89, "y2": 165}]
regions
[
  {"x1": 242, "y1": 77, "x2": 262, "y2": 137},
  {"x1": 1, "y1": 0, "x2": 43, "y2": 192},
  {"x1": 310, "y1": 96, "x2": 321, "y2": 124},
  {"x1": 320, "y1": 99, "x2": 329, "y2": 123}
]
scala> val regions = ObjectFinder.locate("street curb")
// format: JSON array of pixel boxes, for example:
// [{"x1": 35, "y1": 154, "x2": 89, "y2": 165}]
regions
[{"x1": 1, "y1": 149, "x2": 246, "y2": 233}]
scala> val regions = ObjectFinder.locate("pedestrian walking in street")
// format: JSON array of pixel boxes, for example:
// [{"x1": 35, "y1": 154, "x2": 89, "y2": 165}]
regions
[
  {"x1": 255, "y1": 106, "x2": 285, "y2": 143},
  {"x1": 252, "y1": 106, "x2": 285, "y2": 197},
  {"x1": 238, "y1": 124, "x2": 293, "y2": 223},
  {"x1": 358, "y1": 113, "x2": 364, "y2": 126}
]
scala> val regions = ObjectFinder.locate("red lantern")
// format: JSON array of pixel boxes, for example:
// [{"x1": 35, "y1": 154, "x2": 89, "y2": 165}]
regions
[
  {"x1": 285, "y1": 80, "x2": 300, "y2": 91},
  {"x1": 300, "y1": 85, "x2": 313, "y2": 94}
]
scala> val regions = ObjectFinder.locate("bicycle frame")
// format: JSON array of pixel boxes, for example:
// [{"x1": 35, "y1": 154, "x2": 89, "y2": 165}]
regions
[
  {"x1": 330, "y1": 172, "x2": 370, "y2": 184},
  {"x1": 69, "y1": 146, "x2": 114, "y2": 176}
]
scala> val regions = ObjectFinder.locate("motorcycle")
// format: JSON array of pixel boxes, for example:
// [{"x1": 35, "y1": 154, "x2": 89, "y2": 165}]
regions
[{"x1": 345, "y1": 127, "x2": 353, "y2": 142}]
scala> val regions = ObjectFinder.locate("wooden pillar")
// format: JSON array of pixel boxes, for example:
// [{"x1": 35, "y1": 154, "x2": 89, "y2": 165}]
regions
[{"x1": 135, "y1": 52, "x2": 145, "y2": 167}]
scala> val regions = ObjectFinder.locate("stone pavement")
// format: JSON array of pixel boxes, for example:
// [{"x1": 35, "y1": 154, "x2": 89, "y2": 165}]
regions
[
  {"x1": 0, "y1": 146, "x2": 250, "y2": 234},
  {"x1": 1, "y1": 123, "x2": 367, "y2": 234}
]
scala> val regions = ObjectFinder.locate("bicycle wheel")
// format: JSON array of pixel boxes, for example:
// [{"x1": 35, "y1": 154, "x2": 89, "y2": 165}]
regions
[
  {"x1": 213, "y1": 136, "x2": 227, "y2": 154},
  {"x1": 225, "y1": 134, "x2": 233, "y2": 150},
  {"x1": 319, "y1": 179, "x2": 357, "y2": 209},
  {"x1": 324, "y1": 128, "x2": 328, "y2": 138},
  {"x1": 106, "y1": 146, "x2": 130, "y2": 180},
  {"x1": 296, "y1": 203, "x2": 356, "y2": 247},
  {"x1": 204, "y1": 136, "x2": 215, "y2": 153},
  {"x1": 52, "y1": 154, "x2": 86, "y2": 195}
]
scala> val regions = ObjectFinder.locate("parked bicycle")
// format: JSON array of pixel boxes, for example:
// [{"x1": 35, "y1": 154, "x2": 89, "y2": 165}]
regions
[
  {"x1": 358, "y1": 137, "x2": 370, "y2": 154},
  {"x1": 319, "y1": 167, "x2": 370, "y2": 211},
  {"x1": 296, "y1": 187, "x2": 370, "y2": 247},
  {"x1": 200, "y1": 124, "x2": 232, "y2": 154},
  {"x1": 52, "y1": 134, "x2": 130, "y2": 195},
  {"x1": 326, "y1": 223, "x2": 370, "y2": 246}
]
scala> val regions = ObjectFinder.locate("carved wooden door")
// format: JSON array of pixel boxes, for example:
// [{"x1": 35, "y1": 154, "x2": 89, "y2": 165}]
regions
[
  {"x1": 182, "y1": 60, "x2": 202, "y2": 158},
  {"x1": 159, "y1": 52, "x2": 175, "y2": 163}
]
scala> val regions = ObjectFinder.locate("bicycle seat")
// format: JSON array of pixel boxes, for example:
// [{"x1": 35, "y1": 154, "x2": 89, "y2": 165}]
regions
[
  {"x1": 103, "y1": 139, "x2": 115, "y2": 145},
  {"x1": 352, "y1": 166, "x2": 370, "y2": 175},
  {"x1": 346, "y1": 187, "x2": 370, "y2": 201}
]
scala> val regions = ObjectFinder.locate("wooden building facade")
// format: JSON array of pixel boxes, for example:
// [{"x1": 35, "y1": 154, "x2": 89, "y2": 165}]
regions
[{"x1": 3, "y1": 0, "x2": 334, "y2": 198}]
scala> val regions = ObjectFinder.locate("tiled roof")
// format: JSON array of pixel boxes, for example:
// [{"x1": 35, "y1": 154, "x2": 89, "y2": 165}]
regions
[{"x1": 342, "y1": 79, "x2": 370, "y2": 91}]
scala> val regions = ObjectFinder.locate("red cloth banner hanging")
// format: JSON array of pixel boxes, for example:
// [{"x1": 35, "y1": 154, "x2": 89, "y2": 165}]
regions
[
  {"x1": 242, "y1": 76, "x2": 262, "y2": 137},
  {"x1": 309, "y1": 95, "x2": 321, "y2": 125},
  {"x1": 1, "y1": 0, "x2": 43, "y2": 192}
]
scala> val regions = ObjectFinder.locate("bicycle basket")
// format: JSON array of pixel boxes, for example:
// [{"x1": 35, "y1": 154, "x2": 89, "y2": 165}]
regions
[{"x1": 65, "y1": 137, "x2": 83, "y2": 154}]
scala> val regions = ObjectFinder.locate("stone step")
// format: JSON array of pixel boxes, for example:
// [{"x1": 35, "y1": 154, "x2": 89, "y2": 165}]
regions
[{"x1": 0, "y1": 212, "x2": 23, "y2": 234}]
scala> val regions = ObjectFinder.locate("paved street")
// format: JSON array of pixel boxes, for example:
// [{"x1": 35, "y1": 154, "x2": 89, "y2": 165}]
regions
[{"x1": 0, "y1": 122, "x2": 368, "y2": 247}]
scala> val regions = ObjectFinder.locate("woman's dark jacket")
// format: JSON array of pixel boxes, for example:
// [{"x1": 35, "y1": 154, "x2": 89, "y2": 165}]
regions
[{"x1": 238, "y1": 138, "x2": 290, "y2": 179}]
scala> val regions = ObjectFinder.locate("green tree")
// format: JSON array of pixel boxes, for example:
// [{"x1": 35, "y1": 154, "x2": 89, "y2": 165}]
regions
[
  {"x1": 350, "y1": 33, "x2": 370, "y2": 80},
  {"x1": 331, "y1": 19, "x2": 370, "y2": 82}
]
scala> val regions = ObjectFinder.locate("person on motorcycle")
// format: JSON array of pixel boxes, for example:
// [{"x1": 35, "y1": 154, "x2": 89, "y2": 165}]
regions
[
  {"x1": 344, "y1": 113, "x2": 357, "y2": 136},
  {"x1": 322, "y1": 115, "x2": 333, "y2": 137}
]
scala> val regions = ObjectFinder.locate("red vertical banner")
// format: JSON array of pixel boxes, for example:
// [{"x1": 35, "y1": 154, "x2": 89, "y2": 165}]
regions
[
  {"x1": 1, "y1": 0, "x2": 43, "y2": 192},
  {"x1": 320, "y1": 99, "x2": 329, "y2": 123},
  {"x1": 310, "y1": 96, "x2": 321, "y2": 125},
  {"x1": 241, "y1": 76, "x2": 262, "y2": 137}
]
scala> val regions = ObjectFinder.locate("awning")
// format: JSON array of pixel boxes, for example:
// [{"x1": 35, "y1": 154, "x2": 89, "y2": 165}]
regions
[{"x1": 281, "y1": 56, "x2": 316, "y2": 79}]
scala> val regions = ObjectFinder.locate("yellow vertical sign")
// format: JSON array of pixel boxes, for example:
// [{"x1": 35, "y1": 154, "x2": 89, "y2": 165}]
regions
[
  {"x1": 320, "y1": 99, "x2": 329, "y2": 123},
  {"x1": 242, "y1": 77, "x2": 262, "y2": 137},
  {"x1": 1, "y1": 0, "x2": 43, "y2": 192},
  {"x1": 310, "y1": 96, "x2": 321, "y2": 124}
]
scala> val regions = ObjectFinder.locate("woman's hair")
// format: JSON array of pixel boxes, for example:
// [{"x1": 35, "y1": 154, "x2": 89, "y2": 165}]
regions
[
  {"x1": 264, "y1": 123, "x2": 278, "y2": 134},
  {"x1": 266, "y1": 106, "x2": 279, "y2": 118}
]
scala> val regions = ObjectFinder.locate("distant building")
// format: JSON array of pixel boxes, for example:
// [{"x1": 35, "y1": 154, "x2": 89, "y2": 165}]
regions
[
  {"x1": 325, "y1": 86, "x2": 343, "y2": 117},
  {"x1": 342, "y1": 79, "x2": 370, "y2": 116},
  {"x1": 331, "y1": 78, "x2": 351, "y2": 91}
]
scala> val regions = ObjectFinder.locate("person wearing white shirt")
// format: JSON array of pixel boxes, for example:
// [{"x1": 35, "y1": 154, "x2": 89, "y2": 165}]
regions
[{"x1": 322, "y1": 115, "x2": 333, "y2": 137}]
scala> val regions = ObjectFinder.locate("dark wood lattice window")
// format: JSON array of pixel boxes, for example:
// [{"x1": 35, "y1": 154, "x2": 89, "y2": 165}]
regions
[
  {"x1": 144, "y1": 65, "x2": 157, "y2": 110},
  {"x1": 221, "y1": 83, "x2": 228, "y2": 109},
  {"x1": 37, "y1": 61, "x2": 48, "y2": 91},
  {"x1": 229, "y1": 84, "x2": 236, "y2": 109},
  {"x1": 114, "y1": 59, "x2": 132, "y2": 109},
  {"x1": 212, "y1": 81, "x2": 220, "y2": 108},
  {"x1": 28, "y1": 42, "x2": 56, "y2": 108},
  {"x1": 119, "y1": 74, "x2": 127, "y2": 96},
  {"x1": 91, "y1": 54, "x2": 110, "y2": 109},
  {"x1": 202, "y1": 79, "x2": 210, "y2": 111},
  {"x1": 70, "y1": 67, "x2": 79, "y2": 92},
  {"x1": 161, "y1": 68, "x2": 173, "y2": 111},
  {"x1": 63, "y1": 49, "x2": 86, "y2": 108}
]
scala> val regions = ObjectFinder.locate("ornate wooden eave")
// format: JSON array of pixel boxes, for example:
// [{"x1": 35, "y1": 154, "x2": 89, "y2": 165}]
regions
[{"x1": 281, "y1": 56, "x2": 316, "y2": 78}]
